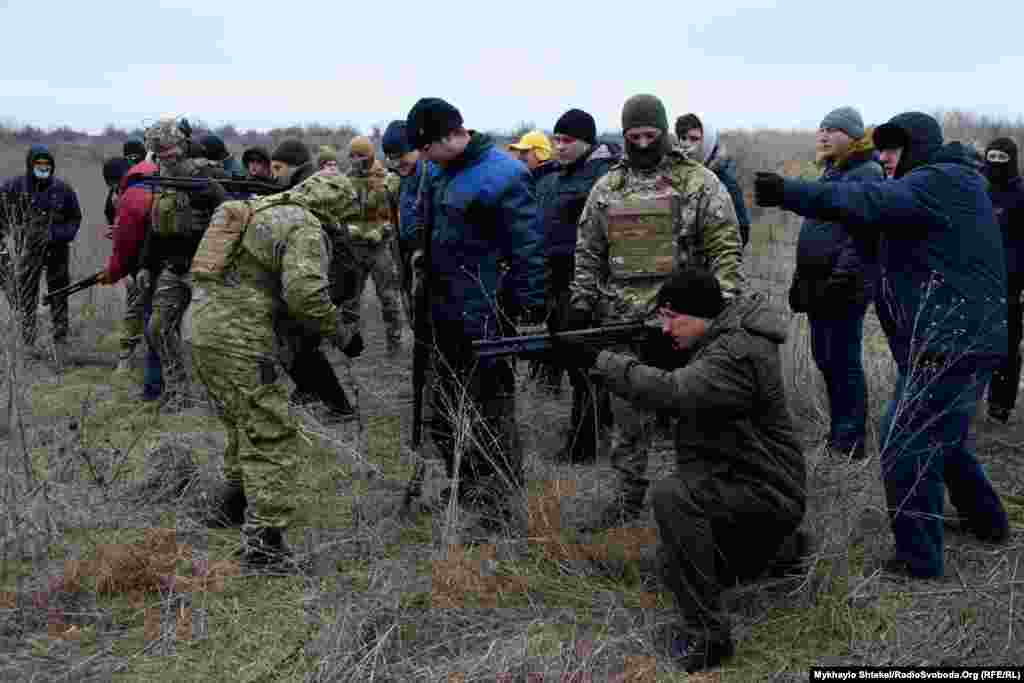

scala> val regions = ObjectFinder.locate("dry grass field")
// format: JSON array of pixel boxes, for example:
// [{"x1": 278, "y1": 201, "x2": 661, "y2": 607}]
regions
[{"x1": 0, "y1": 125, "x2": 1022, "y2": 682}]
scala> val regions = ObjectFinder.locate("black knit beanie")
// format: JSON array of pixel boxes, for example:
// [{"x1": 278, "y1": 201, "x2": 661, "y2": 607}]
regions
[
  {"x1": 406, "y1": 98, "x2": 463, "y2": 150},
  {"x1": 554, "y1": 109, "x2": 597, "y2": 145},
  {"x1": 198, "y1": 134, "x2": 229, "y2": 162},
  {"x1": 655, "y1": 267, "x2": 725, "y2": 319},
  {"x1": 271, "y1": 139, "x2": 312, "y2": 167},
  {"x1": 242, "y1": 146, "x2": 271, "y2": 167},
  {"x1": 122, "y1": 138, "x2": 146, "y2": 162},
  {"x1": 103, "y1": 157, "x2": 134, "y2": 185},
  {"x1": 622, "y1": 94, "x2": 668, "y2": 133}
]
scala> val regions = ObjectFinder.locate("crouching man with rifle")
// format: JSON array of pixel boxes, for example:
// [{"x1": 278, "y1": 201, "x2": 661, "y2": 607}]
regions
[{"x1": 564, "y1": 267, "x2": 808, "y2": 673}]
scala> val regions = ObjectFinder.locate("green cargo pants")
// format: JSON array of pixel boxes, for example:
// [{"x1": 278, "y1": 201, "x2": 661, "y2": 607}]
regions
[{"x1": 192, "y1": 347, "x2": 305, "y2": 531}]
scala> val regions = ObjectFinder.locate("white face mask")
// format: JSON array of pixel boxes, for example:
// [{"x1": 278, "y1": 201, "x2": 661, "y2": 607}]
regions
[{"x1": 33, "y1": 167, "x2": 52, "y2": 180}]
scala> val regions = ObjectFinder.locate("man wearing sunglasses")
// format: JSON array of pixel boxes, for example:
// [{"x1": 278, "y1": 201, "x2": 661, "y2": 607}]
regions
[
  {"x1": 984, "y1": 138, "x2": 1024, "y2": 423},
  {"x1": 405, "y1": 97, "x2": 545, "y2": 519}
]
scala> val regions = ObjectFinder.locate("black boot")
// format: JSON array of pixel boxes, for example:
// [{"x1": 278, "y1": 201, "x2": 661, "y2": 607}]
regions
[
  {"x1": 670, "y1": 632, "x2": 735, "y2": 673},
  {"x1": 204, "y1": 483, "x2": 247, "y2": 528},
  {"x1": 239, "y1": 527, "x2": 296, "y2": 574}
]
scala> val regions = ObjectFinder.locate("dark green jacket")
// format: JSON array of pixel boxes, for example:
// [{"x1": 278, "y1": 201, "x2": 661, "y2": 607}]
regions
[{"x1": 594, "y1": 293, "x2": 806, "y2": 508}]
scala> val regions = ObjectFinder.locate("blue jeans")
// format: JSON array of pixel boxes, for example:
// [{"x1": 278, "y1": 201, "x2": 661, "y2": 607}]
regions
[
  {"x1": 142, "y1": 302, "x2": 163, "y2": 399},
  {"x1": 879, "y1": 361, "x2": 1008, "y2": 577},
  {"x1": 808, "y1": 307, "x2": 868, "y2": 451}
]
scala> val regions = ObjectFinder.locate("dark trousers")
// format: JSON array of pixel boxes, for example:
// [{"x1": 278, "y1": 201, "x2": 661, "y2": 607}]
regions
[
  {"x1": 989, "y1": 272, "x2": 1023, "y2": 411},
  {"x1": 0, "y1": 240, "x2": 70, "y2": 345},
  {"x1": 545, "y1": 261, "x2": 612, "y2": 461},
  {"x1": 287, "y1": 334, "x2": 353, "y2": 415},
  {"x1": 430, "y1": 338, "x2": 522, "y2": 496},
  {"x1": 880, "y1": 361, "x2": 1009, "y2": 577},
  {"x1": 651, "y1": 469, "x2": 802, "y2": 639},
  {"x1": 808, "y1": 306, "x2": 868, "y2": 451}
]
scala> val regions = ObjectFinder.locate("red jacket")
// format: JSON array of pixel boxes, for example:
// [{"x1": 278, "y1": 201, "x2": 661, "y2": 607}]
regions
[{"x1": 107, "y1": 161, "x2": 157, "y2": 281}]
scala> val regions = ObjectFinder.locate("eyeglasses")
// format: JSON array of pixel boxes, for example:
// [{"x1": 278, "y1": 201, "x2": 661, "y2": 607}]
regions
[{"x1": 987, "y1": 149, "x2": 1011, "y2": 164}]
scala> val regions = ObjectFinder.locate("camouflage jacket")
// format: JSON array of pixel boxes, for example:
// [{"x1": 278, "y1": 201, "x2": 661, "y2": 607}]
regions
[
  {"x1": 570, "y1": 148, "x2": 745, "y2": 322},
  {"x1": 345, "y1": 160, "x2": 400, "y2": 245},
  {"x1": 189, "y1": 173, "x2": 359, "y2": 361}
]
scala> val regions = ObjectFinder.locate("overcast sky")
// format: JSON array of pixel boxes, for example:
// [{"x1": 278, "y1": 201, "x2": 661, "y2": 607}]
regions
[{"x1": 2, "y1": 0, "x2": 1020, "y2": 135}]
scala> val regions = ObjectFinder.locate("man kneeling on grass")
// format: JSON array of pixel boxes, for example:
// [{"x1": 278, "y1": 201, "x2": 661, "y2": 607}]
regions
[{"x1": 561, "y1": 267, "x2": 808, "y2": 673}]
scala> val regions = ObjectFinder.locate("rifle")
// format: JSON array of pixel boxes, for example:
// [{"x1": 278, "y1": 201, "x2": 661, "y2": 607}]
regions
[
  {"x1": 135, "y1": 175, "x2": 281, "y2": 197},
  {"x1": 403, "y1": 163, "x2": 435, "y2": 510},
  {"x1": 471, "y1": 319, "x2": 660, "y2": 361},
  {"x1": 43, "y1": 270, "x2": 104, "y2": 307}
]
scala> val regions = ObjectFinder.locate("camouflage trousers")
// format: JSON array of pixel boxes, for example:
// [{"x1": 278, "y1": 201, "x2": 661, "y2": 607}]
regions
[
  {"x1": 341, "y1": 241, "x2": 402, "y2": 345},
  {"x1": 119, "y1": 276, "x2": 145, "y2": 356},
  {"x1": 192, "y1": 347, "x2": 305, "y2": 530},
  {"x1": 146, "y1": 268, "x2": 192, "y2": 396},
  {"x1": 0, "y1": 240, "x2": 70, "y2": 346}
]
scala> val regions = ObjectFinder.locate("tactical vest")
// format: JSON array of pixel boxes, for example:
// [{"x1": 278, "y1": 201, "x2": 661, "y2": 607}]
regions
[
  {"x1": 606, "y1": 197, "x2": 678, "y2": 282},
  {"x1": 347, "y1": 170, "x2": 395, "y2": 244},
  {"x1": 150, "y1": 159, "x2": 224, "y2": 238}
]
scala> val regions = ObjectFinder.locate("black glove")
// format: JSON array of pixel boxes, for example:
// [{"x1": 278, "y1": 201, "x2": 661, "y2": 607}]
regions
[
  {"x1": 754, "y1": 172, "x2": 785, "y2": 207},
  {"x1": 517, "y1": 306, "x2": 547, "y2": 327},
  {"x1": 343, "y1": 331, "x2": 364, "y2": 358},
  {"x1": 823, "y1": 272, "x2": 865, "y2": 309},
  {"x1": 566, "y1": 307, "x2": 594, "y2": 331}
]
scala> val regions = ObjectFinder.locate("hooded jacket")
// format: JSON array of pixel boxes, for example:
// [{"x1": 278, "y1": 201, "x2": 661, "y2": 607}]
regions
[
  {"x1": 985, "y1": 140, "x2": 1024, "y2": 278},
  {"x1": 537, "y1": 142, "x2": 621, "y2": 284},
  {"x1": 779, "y1": 112, "x2": 1008, "y2": 370},
  {"x1": 697, "y1": 121, "x2": 752, "y2": 241},
  {"x1": 791, "y1": 133, "x2": 883, "y2": 314},
  {"x1": 595, "y1": 293, "x2": 806, "y2": 507},
  {"x1": 0, "y1": 144, "x2": 82, "y2": 244},
  {"x1": 396, "y1": 158, "x2": 436, "y2": 252},
  {"x1": 423, "y1": 132, "x2": 545, "y2": 342},
  {"x1": 190, "y1": 172, "x2": 360, "y2": 361},
  {"x1": 107, "y1": 161, "x2": 158, "y2": 281}
]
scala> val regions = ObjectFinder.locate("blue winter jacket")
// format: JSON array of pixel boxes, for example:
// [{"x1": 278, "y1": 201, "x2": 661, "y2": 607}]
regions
[
  {"x1": 397, "y1": 158, "x2": 437, "y2": 253},
  {"x1": 780, "y1": 118, "x2": 1007, "y2": 371},
  {"x1": 424, "y1": 133, "x2": 545, "y2": 342},
  {"x1": 791, "y1": 143, "x2": 883, "y2": 314},
  {"x1": 538, "y1": 143, "x2": 620, "y2": 262},
  {"x1": 0, "y1": 144, "x2": 83, "y2": 243},
  {"x1": 709, "y1": 156, "x2": 751, "y2": 244}
]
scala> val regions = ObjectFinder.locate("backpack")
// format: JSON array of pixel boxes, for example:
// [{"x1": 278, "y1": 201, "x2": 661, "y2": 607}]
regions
[{"x1": 190, "y1": 195, "x2": 307, "y2": 280}]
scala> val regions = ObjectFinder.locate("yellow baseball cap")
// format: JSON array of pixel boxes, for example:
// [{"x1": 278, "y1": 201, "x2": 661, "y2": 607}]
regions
[{"x1": 508, "y1": 130, "x2": 552, "y2": 161}]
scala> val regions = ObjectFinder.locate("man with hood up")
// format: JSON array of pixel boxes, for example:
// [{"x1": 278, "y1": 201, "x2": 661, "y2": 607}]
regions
[
  {"x1": 189, "y1": 172, "x2": 361, "y2": 571},
  {"x1": 199, "y1": 133, "x2": 246, "y2": 178},
  {"x1": 0, "y1": 144, "x2": 83, "y2": 364},
  {"x1": 676, "y1": 113, "x2": 752, "y2": 247},
  {"x1": 269, "y1": 138, "x2": 360, "y2": 420},
  {"x1": 342, "y1": 135, "x2": 404, "y2": 355},
  {"x1": 561, "y1": 267, "x2": 806, "y2": 672},
  {"x1": 538, "y1": 108, "x2": 620, "y2": 461},
  {"x1": 570, "y1": 93, "x2": 745, "y2": 526},
  {"x1": 789, "y1": 107, "x2": 882, "y2": 459},
  {"x1": 983, "y1": 137, "x2": 1024, "y2": 424},
  {"x1": 756, "y1": 111, "x2": 1011, "y2": 579}
]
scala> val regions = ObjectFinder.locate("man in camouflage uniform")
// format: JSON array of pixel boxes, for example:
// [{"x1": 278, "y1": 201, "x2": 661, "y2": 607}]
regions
[
  {"x1": 342, "y1": 135, "x2": 404, "y2": 355},
  {"x1": 141, "y1": 116, "x2": 226, "y2": 405},
  {"x1": 190, "y1": 172, "x2": 360, "y2": 570},
  {"x1": 569, "y1": 93, "x2": 745, "y2": 525}
]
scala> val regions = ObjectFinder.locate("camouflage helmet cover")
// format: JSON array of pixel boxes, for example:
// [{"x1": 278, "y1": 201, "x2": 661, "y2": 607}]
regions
[{"x1": 144, "y1": 115, "x2": 188, "y2": 152}]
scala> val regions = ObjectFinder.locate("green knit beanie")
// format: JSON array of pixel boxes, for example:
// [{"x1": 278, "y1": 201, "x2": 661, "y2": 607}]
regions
[{"x1": 621, "y1": 94, "x2": 668, "y2": 133}]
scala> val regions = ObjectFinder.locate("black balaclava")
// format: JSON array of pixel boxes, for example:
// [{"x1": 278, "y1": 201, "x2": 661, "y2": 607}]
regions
[
  {"x1": 985, "y1": 137, "x2": 1020, "y2": 187},
  {"x1": 621, "y1": 94, "x2": 670, "y2": 171}
]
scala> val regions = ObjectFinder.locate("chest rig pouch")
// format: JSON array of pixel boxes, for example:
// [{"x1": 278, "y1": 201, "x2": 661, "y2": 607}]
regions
[{"x1": 606, "y1": 196, "x2": 679, "y2": 283}]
